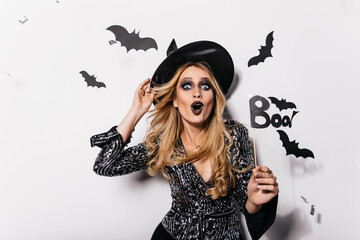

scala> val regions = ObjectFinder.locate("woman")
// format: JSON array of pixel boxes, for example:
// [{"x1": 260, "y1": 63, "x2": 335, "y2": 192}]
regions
[{"x1": 90, "y1": 41, "x2": 279, "y2": 240}]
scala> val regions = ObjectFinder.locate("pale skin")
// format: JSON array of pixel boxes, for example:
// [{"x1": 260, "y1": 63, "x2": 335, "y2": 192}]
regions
[
  {"x1": 173, "y1": 67, "x2": 215, "y2": 183},
  {"x1": 116, "y1": 66, "x2": 279, "y2": 214}
]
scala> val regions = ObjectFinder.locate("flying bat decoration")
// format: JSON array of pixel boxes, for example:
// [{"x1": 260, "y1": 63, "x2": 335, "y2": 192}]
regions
[
  {"x1": 167, "y1": 39, "x2": 178, "y2": 56},
  {"x1": 106, "y1": 25, "x2": 158, "y2": 52},
  {"x1": 80, "y1": 71, "x2": 106, "y2": 88},
  {"x1": 248, "y1": 31, "x2": 274, "y2": 67},
  {"x1": 300, "y1": 196, "x2": 309, "y2": 203},
  {"x1": 268, "y1": 96, "x2": 297, "y2": 111},
  {"x1": 277, "y1": 130, "x2": 314, "y2": 159}
]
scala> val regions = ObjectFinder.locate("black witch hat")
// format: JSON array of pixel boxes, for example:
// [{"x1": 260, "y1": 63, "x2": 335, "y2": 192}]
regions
[{"x1": 151, "y1": 40, "x2": 234, "y2": 95}]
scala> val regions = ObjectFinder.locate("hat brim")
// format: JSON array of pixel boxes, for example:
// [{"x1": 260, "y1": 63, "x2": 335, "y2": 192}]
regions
[{"x1": 151, "y1": 41, "x2": 234, "y2": 95}]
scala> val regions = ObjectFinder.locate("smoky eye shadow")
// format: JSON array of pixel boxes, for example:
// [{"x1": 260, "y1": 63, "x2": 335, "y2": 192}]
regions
[
  {"x1": 199, "y1": 78, "x2": 212, "y2": 89},
  {"x1": 180, "y1": 79, "x2": 193, "y2": 89}
]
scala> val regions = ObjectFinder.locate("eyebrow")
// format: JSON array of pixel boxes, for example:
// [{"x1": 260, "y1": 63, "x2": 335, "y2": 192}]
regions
[
  {"x1": 180, "y1": 77, "x2": 210, "y2": 82},
  {"x1": 199, "y1": 77, "x2": 211, "y2": 82}
]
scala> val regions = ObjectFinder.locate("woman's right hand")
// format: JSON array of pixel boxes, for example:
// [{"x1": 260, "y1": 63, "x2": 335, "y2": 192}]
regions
[
  {"x1": 116, "y1": 78, "x2": 154, "y2": 140},
  {"x1": 131, "y1": 78, "x2": 154, "y2": 115}
]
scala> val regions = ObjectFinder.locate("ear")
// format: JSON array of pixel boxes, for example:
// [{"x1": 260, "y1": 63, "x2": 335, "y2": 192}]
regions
[{"x1": 173, "y1": 97, "x2": 178, "y2": 108}]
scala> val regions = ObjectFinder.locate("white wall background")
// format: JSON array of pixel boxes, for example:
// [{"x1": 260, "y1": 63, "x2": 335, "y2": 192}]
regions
[{"x1": 1, "y1": 0, "x2": 360, "y2": 239}]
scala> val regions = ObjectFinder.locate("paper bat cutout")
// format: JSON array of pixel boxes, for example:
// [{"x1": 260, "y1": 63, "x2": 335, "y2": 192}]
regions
[
  {"x1": 167, "y1": 39, "x2": 178, "y2": 56},
  {"x1": 248, "y1": 31, "x2": 274, "y2": 67},
  {"x1": 106, "y1": 25, "x2": 158, "y2": 52},
  {"x1": 277, "y1": 130, "x2": 314, "y2": 159},
  {"x1": 268, "y1": 96, "x2": 297, "y2": 111},
  {"x1": 80, "y1": 71, "x2": 106, "y2": 88},
  {"x1": 310, "y1": 205, "x2": 315, "y2": 215},
  {"x1": 300, "y1": 196, "x2": 309, "y2": 203}
]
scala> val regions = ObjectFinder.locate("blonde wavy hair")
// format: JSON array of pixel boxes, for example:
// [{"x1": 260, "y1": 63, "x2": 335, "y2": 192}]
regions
[{"x1": 145, "y1": 62, "x2": 247, "y2": 199}]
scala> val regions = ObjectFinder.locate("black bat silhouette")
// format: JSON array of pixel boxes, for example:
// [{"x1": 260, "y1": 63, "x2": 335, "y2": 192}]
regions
[
  {"x1": 300, "y1": 196, "x2": 309, "y2": 203},
  {"x1": 80, "y1": 71, "x2": 106, "y2": 88},
  {"x1": 248, "y1": 31, "x2": 274, "y2": 67},
  {"x1": 277, "y1": 130, "x2": 314, "y2": 159},
  {"x1": 268, "y1": 96, "x2": 297, "y2": 111},
  {"x1": 106, "y1": 25, "x2": 158, "y2": 52}
]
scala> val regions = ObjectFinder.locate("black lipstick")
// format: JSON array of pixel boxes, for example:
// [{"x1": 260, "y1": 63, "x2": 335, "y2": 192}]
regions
[{"x1": 191, "y1": 101, "x2": 204, "y2": 115}]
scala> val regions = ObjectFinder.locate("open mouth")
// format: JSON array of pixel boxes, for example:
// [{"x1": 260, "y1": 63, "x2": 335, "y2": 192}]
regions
[{"x1": 191, "y1": 101, "x2": 204, "y2": 115}]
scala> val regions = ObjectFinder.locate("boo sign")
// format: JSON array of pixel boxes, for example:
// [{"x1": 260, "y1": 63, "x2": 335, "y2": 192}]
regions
[{"x1": 249, "y1": 95, "x2": 299, "y2": 129}]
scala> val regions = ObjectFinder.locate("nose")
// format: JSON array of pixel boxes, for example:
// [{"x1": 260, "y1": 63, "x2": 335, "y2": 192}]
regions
[{"x1": 193, "y1": 87, "x2": 202, "y2": 99}]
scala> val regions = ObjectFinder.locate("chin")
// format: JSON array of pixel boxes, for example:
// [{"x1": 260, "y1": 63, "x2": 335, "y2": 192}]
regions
[{"x1": 182, "y1": 115, "x2": 211, "y2": 127}]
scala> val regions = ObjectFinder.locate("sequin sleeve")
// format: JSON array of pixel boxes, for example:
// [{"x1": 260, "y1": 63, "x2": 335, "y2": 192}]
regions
[
  {"x1": 226, "y1": 120, "x2": 277, "y2": 240},
  {"x1": 90, "y1": 126, "x2": 148, "y2": 176},
  {"x1": 225, "y1": 120, "x2": 254, "y2": 211}
]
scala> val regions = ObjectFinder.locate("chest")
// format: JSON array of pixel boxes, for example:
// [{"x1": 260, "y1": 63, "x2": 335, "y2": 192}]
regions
[
  {"x1": 166, "y1": 163, "x2": 241, "y2": 212},
  {"x1": 192, "y1": 157, "x2": 212, "y2": 183}
]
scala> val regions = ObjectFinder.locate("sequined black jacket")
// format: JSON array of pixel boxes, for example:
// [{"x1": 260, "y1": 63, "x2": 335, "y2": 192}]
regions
[{"x1": 90, "y1": 120, "x2": 277, "y2": 240}]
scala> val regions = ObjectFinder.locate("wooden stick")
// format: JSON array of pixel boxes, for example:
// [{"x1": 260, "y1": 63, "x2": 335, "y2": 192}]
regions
[{"x1": 252, "y1": 127, "x2": 257, "y2": 168}]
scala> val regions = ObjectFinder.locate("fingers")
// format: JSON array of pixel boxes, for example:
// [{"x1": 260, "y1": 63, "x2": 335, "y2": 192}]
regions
[
  {"x1": 138, "y1": 78, "x2": 151, "y2": 90},
  {"x1": 255, "y1": 176, "x2": 277, "y2": 185},
  {"x1": 253, "y1": 166, "x2": 273, "y2": 177},
  {"x1": 257, "y1": 182, "x2": 279, "y2": 192},
  {"x1": 253, "y1": 171, "x2": 272, "y2": 179},
  {"x1": 253, "y1": 165, "x2": 279, "y2": 194},
  {"x1": 136, "y1": 78, "x2": 153, "y2": 97},
  {"x1": 253, "y1": 166, "x2": 272, "y2": 174}
]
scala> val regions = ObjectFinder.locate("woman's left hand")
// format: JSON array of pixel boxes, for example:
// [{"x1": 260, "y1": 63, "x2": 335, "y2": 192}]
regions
[{"x1": 246, "y1": 166, "x2": 279, "y2": 213}]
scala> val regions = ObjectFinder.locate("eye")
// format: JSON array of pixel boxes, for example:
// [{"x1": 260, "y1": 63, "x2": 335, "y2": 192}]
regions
[
  {"x1": 200, "y1": 83, "x2": 211, "y2": 90},
  {"x1": 181, "y1": 82, "x2": 192, "y2": 90}
]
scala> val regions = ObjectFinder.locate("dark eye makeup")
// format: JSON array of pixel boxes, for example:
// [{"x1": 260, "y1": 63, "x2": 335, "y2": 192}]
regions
[
  {"x1": 200, "y1": 81, "x2": 211, "y2": 90},
  {"x1": 181, "y1": 81, "x2": 193, "y2": 90},
  {"x1": 180, "y1": 78, "x2": 212, "y2": 91}
]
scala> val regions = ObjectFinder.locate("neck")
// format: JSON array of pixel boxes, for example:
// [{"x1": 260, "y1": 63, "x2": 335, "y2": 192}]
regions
[{"x1": 181, "y1": 121, "x2": 205, "y2": 148}]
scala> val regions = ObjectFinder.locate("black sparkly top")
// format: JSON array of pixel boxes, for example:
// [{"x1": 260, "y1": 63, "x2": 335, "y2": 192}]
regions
[{"x1": 90, "y1": 120, "x2": 277, "y2": 240}]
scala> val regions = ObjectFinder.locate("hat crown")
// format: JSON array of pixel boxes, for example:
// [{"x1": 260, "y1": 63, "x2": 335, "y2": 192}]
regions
[{"x1": 152, "y1": 40, "x2": 234, "y2": 95}]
